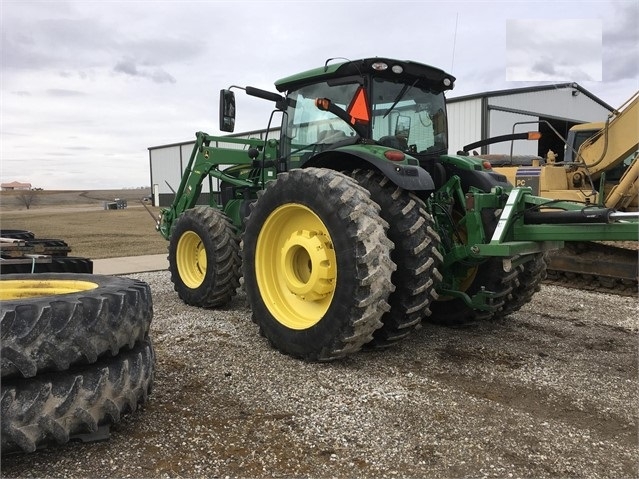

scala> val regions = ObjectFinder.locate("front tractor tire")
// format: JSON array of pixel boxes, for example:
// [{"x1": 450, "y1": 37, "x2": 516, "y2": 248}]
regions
[
  {"x1": 168, "y1": 206, "x2": 241, "y2": 308},
  {"x1": 242, "y1": 168, "x2": 396, "y2": 361}
]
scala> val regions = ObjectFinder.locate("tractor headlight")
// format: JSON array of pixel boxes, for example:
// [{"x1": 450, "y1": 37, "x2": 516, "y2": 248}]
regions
[{"x1": 371, "y1": 62, "x2": 388, "y2": 71}]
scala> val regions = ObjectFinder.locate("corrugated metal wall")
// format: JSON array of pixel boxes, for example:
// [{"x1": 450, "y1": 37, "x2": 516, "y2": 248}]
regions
[
  {"x1": 487, "y1": 110, "x2": 539, "y2": 155},
  {"x1": 488, "y1": 88, "x2": 609, "y2": 123},
  {"x1": 447, "y1": 98, "x2": 482, "y2": 153}
]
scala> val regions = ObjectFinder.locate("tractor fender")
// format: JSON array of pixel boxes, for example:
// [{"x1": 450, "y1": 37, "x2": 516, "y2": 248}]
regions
[
  {"x1": 444, "y1": 163, "x2": 510, "y2": 192},
  {"x1": 302, "y1": 146, "x2": 435, "y2": 191},
  {"x1": 438, "y1": 154, "x2": 511, "y2": 192}
]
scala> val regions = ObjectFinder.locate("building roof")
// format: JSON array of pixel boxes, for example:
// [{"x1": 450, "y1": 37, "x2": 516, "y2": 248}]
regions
[
  {"x1": 447, "y1": 83, "x2": 614, "y2": 112},
  {"x1": 1, "y1": 181, "x2": 31, "y2": 188}
]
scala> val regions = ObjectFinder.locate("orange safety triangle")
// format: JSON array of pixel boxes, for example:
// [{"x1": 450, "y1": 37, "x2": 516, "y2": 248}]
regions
[{"x1": 347, "y1": 88, "x2": 370, "y2": 124}]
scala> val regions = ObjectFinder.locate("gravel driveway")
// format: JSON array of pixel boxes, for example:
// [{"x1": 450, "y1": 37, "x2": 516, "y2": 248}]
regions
[{"x1": 2, "y1": 271, "x2": 637, "y2": 478}]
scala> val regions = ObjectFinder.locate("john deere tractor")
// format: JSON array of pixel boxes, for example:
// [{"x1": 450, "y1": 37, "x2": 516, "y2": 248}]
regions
[{"x1": 157, "y1": 57, "x2": 638, "y2": 361}]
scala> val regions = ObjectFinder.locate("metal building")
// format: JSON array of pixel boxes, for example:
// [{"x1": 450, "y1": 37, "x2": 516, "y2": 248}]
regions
[
  {"x1": 447, "y1": 83, "x2": 613, "y2": 156},
  {"x1": 149, "y1": 83, "x2": 613, "y2": 206}
]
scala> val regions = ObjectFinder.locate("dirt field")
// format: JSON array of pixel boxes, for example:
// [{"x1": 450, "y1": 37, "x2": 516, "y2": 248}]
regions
[{"x1": 0, "y1": 190, "x2": 168, "y2": 259}]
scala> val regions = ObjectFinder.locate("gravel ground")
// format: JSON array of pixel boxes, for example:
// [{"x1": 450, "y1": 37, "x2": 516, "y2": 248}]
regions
[{"x1": 2, "y1": 271, "x2": 638, "y2": 478}]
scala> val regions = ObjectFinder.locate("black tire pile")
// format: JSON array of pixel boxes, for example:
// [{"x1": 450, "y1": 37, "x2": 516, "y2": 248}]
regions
[
  {"x1": 1, "y1": 272, "x2": 155, "y2": 454},
  {"x1": 0, "y1": 229, "x2": 93, "y2": 275}
]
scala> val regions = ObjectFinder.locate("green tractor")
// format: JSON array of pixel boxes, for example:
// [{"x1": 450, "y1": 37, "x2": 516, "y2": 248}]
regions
[{"x1": 158, "y1": 57, "x2": 638, "y2": 361}]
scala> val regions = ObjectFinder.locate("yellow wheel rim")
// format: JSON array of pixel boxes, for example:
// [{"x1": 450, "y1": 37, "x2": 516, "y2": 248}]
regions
[
  {"x1": 177, "y1": 230, "x2": 207, "y2": 289},
  {"x1": 255, "y1": 203, "x2": 337, "y2": 330},
  {"x1": 0, "y1": 279, "x2": 98, "y2": 300}
]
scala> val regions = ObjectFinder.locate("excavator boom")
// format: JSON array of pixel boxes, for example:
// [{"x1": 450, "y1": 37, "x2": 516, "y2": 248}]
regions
[
  {"x1": 483, "y1": 91, "x2": 639, "y2": 295},
  {"x1": 605, "y1": 152, "x2": 639, "y2": 209},
  {"x1": 576, "y1": 92, "x2": 639, "y2": 179}
]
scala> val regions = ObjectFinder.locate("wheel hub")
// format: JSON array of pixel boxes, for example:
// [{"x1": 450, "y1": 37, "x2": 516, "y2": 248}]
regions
[
  {"x1": 177, "y1": 230, "x2": 206, "y2": 288},
  {"x1": 255, "y1": 203, "x2": 338, "y2": 330},
  {"x1": 281, "y1": 230, "x2": 335, "y2": 301}
]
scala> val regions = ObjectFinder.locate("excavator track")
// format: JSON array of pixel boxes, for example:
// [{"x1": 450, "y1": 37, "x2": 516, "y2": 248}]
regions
[{"x1": 544, "y1": 241, "x2": 638, "y2": 297}]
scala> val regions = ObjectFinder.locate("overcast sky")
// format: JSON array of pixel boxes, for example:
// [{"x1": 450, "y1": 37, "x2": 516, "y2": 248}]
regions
[{"x1": 1, "y1": 0, "x2": 638, "y2": 190}]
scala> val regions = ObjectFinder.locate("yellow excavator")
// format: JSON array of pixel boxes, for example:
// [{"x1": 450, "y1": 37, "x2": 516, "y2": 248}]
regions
[
  {"x1": 491, "y1": 91, "x2": 638, "y2": 209},
  {"x1": 464, "y1": 92, "x2": 639, "y2": 294}
]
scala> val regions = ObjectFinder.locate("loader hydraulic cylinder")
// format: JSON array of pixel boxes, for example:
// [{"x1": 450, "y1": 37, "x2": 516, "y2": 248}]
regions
[{"x1": 523, "y1": 207, "x2": 639, "y2": 225}]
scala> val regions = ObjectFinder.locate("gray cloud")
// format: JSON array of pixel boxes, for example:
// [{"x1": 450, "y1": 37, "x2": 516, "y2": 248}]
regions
[
  {"x1": 531, "y1": 60, "x2": 557, "y2": 77},
  {"x1": 530, "y1": 58, "x2": 596, "y2": 82},
  {"x1": 46, "y1": 89, "x2": 86, "y2": 97},
  {"x1": 2, "y1": 4, "x2": 196, "y2": 85},
  {"x1": 506, "y1": 19, "x2": 602, "y2": 81},
  {"x1": 113, "y1": 60, "x2": 138, "y2": 76},
  {"x1": 113, "y1": 59, "x2": 176, "y2": 84},
  {"x1": 602, "y1": 1, "x2": 639, "y2": 81}
]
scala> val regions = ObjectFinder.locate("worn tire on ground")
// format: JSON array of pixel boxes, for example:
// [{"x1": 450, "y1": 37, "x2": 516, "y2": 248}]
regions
[
  {"x1": 0, "y1": 257, "x2": 93, "y2": 275},
  {"x1": 351, "y1": 169, "x2": 443, "y2": 348},
  {"x1": 0, "y1": 273, "x2": 153, "y2": 378},
  {"x1": 0, "y1": 230, "x2": 35, "y2": 241},
  {"x1": 168, "y1": 206, "x2": 241, "y2": 308},
  {"x1": 1, "y1": 339, "x2": 155, "y2": 454},
  {"x1": 242, "y1": 168, "x2": 396, "y2": 361}
]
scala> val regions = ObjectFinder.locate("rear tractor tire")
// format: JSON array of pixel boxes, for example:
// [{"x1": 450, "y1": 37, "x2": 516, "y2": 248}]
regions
[
  {"x1": 429, "y1": 257, "x2": 518, "y2": 326},
  {"x1": 351, "y1": 169, "x2": 442, "y2": 348},
  {"x1": 495, "y1": 252, "x2": 548, "y2": 319},
  {"x1": 168, "y1": 206, "x2": 241, "y2": 308},
  {"x1": 429, "y1": 207, "x2": 518, "y2": 326},
  {"x1": 242, "y1": 168, "x2": 396, "y2": 361}
]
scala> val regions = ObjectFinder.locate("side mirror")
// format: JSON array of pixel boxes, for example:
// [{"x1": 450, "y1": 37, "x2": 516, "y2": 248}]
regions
[{"x1": 219, "y1": 89, "x2": 236, "y2": 132}]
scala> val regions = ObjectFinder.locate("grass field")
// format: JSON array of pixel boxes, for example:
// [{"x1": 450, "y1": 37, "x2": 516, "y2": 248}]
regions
[{"x1": 1, "y1": 190, "x2": 169, "y2": 259}]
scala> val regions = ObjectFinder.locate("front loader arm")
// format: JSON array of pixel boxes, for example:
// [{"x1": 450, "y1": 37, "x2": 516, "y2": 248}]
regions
[{"x1": 157, "y1": 131, "x2": 269, "y2": 239}]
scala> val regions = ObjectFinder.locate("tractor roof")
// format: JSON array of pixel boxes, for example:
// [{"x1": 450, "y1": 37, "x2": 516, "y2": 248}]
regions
[{"x1": 274, "y1": 57, "x2": 455, "y2": 94}]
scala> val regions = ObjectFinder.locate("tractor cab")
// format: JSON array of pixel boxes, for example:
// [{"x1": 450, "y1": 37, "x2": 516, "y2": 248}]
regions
[
  {"x1": 219, "y1": 58, "x2": 456, "y2": 174},
  {"x1": 273, "y1": 58, "x2": 455, "y2": 168}
]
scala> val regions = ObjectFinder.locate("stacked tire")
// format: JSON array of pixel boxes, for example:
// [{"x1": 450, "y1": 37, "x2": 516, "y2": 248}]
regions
[
  {"x1": 1, "y1": 273, "x2": 155, "y2": 454},
  {"x1": 0, "y1": 229, "x2": 93, "y2": 275}
]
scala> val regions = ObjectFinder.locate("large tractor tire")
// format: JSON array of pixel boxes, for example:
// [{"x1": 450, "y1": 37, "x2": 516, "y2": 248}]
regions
[
  {"x1": 0, "y1": 257, "x2": 93, "y2": 275},
  {"x1": 495, "y1": 252, "x2": 548, "y2": 319},
  {"x1": 242, "y1": 168, "x2": 396, "y2": 361},
  {"x1": 1, "y1": 339, "x2": 154, "y2": 454},
  {"x1": 351, "y1": 169, "x2": 443, "y2": 348},
  {"x1": 1, "y1": 274, "x2": 153, "y2": 378},
  {"x1": 429, "y1": 205, "x2": 520, "y2": 327},
  {"x1": 168, "y1": 206, "x2": 241, "y2": 308},
  {"x1": 0, "y1": 230, "x2": 35, "y2": 241},
  {"x1": 429, "y1": 257, "x2": 518, "y2": 326}
]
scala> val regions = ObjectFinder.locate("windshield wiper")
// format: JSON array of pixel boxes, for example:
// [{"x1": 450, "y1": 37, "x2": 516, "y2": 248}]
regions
[{"x1": 383, "y1": 80, "x2": 418, "y2": 119}]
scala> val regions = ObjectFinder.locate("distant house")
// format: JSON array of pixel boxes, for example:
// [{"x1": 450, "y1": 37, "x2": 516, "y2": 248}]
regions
[{"x1": 1, "y1": 181, "x2": 32, "y2": 191}]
